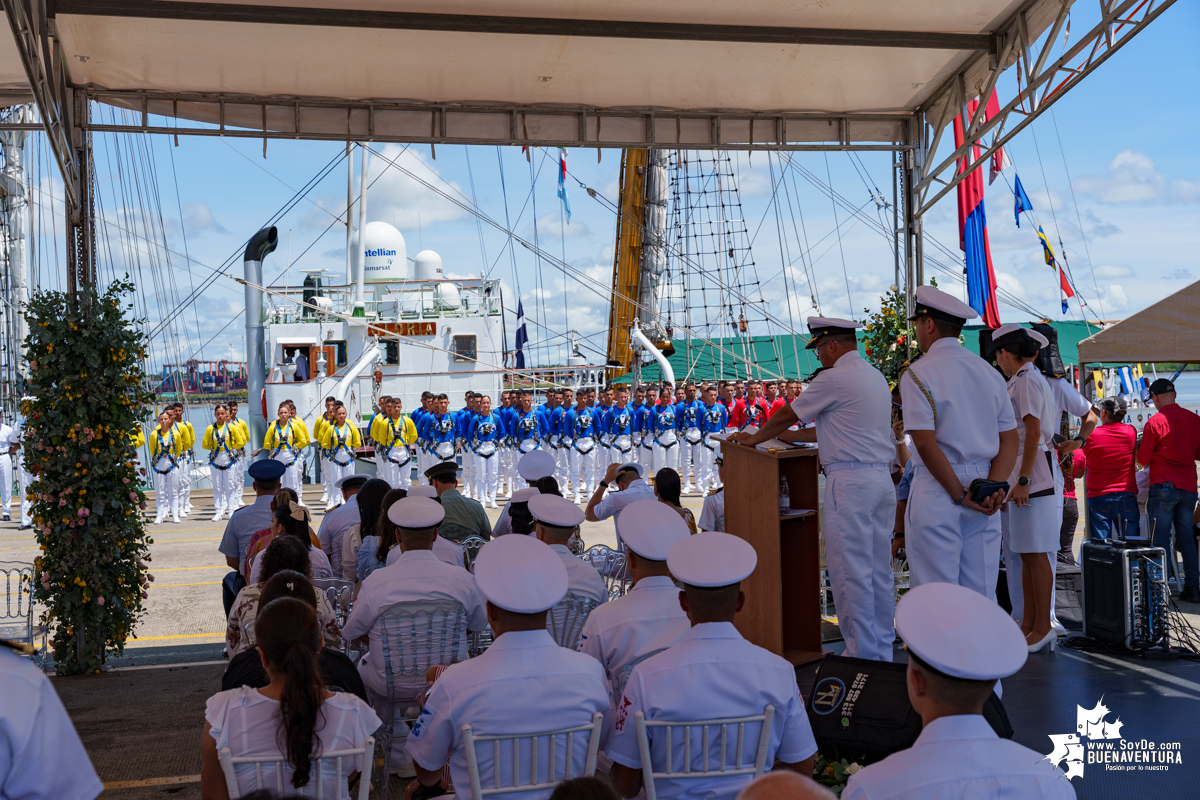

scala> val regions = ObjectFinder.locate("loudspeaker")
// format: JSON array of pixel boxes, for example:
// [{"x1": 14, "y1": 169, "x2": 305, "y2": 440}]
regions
[
  {"x1": 807, "y1": 655, "x2": 1012, "y2": 763},
  {"x1": 1031, "y1": 322, "x2": 1066, "y2": 378}
]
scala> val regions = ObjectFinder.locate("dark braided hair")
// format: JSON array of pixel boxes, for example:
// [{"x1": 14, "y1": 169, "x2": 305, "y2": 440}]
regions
[
  {"x1": 256, "y1": 597, "x2": 323, "y2": 788},
  {"x1": 375, "y1": 487, "x2": 409, "y2": 563}
]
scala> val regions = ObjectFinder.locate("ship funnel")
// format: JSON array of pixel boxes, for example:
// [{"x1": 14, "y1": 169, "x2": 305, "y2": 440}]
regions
[{"x1": 244, "y1": 226, "x2": 278, "y2": 454}]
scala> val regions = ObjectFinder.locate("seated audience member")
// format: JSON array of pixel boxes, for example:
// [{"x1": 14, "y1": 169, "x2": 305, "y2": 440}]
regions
[
  {"x1": 339, "y1": 478, "x2": 391, "y2": 583},
  {"x1": 654, "y1": 468, "x2": 698, "y2": 533},
  {"x1": 698, "y1": 455, "x2": 725, "y2": 532},
  {"x1": 577, "y1": 499, "x2": 691, "y2": 695},
  {"x1": 738, "y1": 771, "x2": 837, "y2": 800},
  {"x1": 343, "y1": 496, "x2": 489, "y2": 699},
  {"x1": 242, "y1": 487, "x2": 323, "y2": 576},
  {"x1": 222, "y1": 570, "x2": 365, "y2": 702},
  {"x1": 549, "y1": 776, "x2": 619, "y2": 800},
  {"x1": 585, "y1": 462, "x2": 656, "y2": 550},
  {"x1": 220, "y1": 459, "x2": 285, "y2": 617},
  {"x1": 529, "y1": 493, "x2": 609, "y2": 605},
  {"x1": 358, "y1": 487, "x2": 408, "y2": 581},
  {"x1": 406, "y1": 535, "x2": 610, "y2": 799},
  {"x1": 426, "y1": 460, "x2": 493, "y2": 543},
  {"x1": 488, "y1": 450, "x2": 555, "y2": 536},
  {"x1": 1080, "y1": 396, "x2": 1139, "y2": 540},
  {"x1": 842, "y1": 582, "x2": 1076, "y2": 800},
  {"x1": 607, "y1": 532, "x2": 818, "y2": 799},
  {"x1": 227, "y1": 536, "x2": 342, "y2": 658},
  {"x1": 247, "y1": 491, "x2": 332, "y2": 583},
  {"x1": 317, "y1": 474, "x2": 368, "y2": 573},
  {"x1": 201, "y1": 598, "x2": 382, "y2": 800}
]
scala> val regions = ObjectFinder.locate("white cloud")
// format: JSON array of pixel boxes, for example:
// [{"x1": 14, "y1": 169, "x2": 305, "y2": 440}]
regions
[
  {"x1": 1093, "y1": 264, "x2": 1132, "y2": 279},
  {"x1": 1074, "y1": 150, "x2": 1166, "y2": 203},
  {"x1": 1096, "y1": 284, "x2": 1130, "y2": 312},
  {"x1": 1163, "y1": 268, "x2": 1192, "y2": 281},
  {"x1": 523, "y1": 211, "x2": 591, "y2": 240},
  {"x1": 183, "y1": 201, "x2": 228, "y2": 235},
  {"x1": 1167, "y1": 178, "x2": 1200, "y2": 204}
]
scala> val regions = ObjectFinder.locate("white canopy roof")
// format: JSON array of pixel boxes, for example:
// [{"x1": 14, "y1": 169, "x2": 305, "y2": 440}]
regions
[{"x1": 1078, "y1": 281, "x2": 1200, "y2": 365}]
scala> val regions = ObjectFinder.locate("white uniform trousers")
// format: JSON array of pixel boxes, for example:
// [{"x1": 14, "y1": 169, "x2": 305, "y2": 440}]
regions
[
  {"x1": 610, "y1": 446, "x2": 635, "y2": 476},
  {"x1": 276, "y1": 453, "x2": 303, "y2": 498},
  {"x1": 570, "y1": 447, "x2": 596, "y2": 501},
  {"x1": 174, "y1": 453, "x2": 191, "y2": 514},
  {"x1": 824, "y1": 466, "x2": 898, "y2": 661},
  {"x1": 681, "y1": 437, "x2": 704, "y2": 490},
  {"x1": 385, "y1": 457, "x2": 413, "y2": 490},
  {"x1": 326, "y1": 459, "x2": 354, "y2": 496},
  {"x1": 598, "y1": 442, "x2": 611, "y2": 471},
  {"x1": 640, "y1": 442, "x2": 654, "y2": 469},
  {"x1": 17, "y1": 453, "x2": 32, "y2": 526},
  {"x1": 0, "y1": 452, "x2": 12, "y2": 517},
  {"x1": 472, "y1": 451, "x2": 499, "y2": 506},
  {"x1": 653, "y1": 442, "x2": 679, "y2": 476},
  {"x1": 554, "y1": 445, "x2": 570, "y2": 492},
  {"x1": 209, "y1": 457, "x2": 239, "y2": 516},
  {"x1": 905, "y1": 463, "x2": 1001, "y2": 600},
  {"x1": 152, "y1": 468, "x2": 179, "y2": 522},
  {"x1": 461, "y1": 445, "x2": 475, "y2": 498},
  {"x1": 699, "y1": 441, "x2": 720, "y2": 490}
]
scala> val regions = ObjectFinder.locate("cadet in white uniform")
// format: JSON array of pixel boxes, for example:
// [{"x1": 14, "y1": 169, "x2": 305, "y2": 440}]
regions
[
  {"x1": 577, "y1": 499, "x2": 691, "y2": 699},
  {"x1": 316, "y1": 474, "x2": 366, "y2": 576},
  {"x1": 529, "y1": 493, "x2": 609, "y2": 606},
  {"x1": 0, "y1": 641, "x2": 104, "y2": 800},
  {"x1": 842, "y1": 582, "x2": 1075, "y2": 800},
  {"x1": 607, "y1": 531, "x2": 819, "y2": 799},
  {"x1": 13, "y1": 408, "x2": 32, "y2": 528},
  {"x1": 0, "y1": 419, "x2": 14, "y2": 521},
  {"x1": 698, "y1": 455, "x2": 725, "y2": 531},
  {"x1": 342, "y1": 496, "x2": 489, "y2": 697},
  {"x1": 735, "y1": 317, "x2": 898, "y2": 661},
  {"x1": 405, "y1": 534, "x2": 611, "y2": 799},
  {"x1": 899, "y1": 287, "x2": 1018, "y2": 598},
  {"x1": 585, "y1": 462, "x2": 657, "y2": 550}
]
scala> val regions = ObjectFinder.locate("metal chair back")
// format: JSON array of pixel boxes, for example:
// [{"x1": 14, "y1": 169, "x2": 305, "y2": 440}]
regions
[
  {"x1": 580, "y1": 545, "x2": 631, "y2": 599},
  {"x1": 376, "y1": 599, "x2": 468, "y2": 702},
  {"x1": 463, "y1": 712, "x2": 604, "y2": 798},
  {"x1": 634, "y1": 705, "x2": 776, "y2": 800},
  {"x1": 0, "y1": 562, "x2": 35, "y2": 650},
  {"x1": 610, "y1": 647, "x2": 668, "y2": 702},
  {"x1": 217, "y1": 736, "x2": 374, "y2": 800},
  {"x1": 546, "y1": 592, "x2": 599, "y2": 650},
  {"x1": 313, "y1": 577, "x2": 356, "y2": 657},
  {"x1": 460, "y1": 535, "x2": 488, "y2": 572}
]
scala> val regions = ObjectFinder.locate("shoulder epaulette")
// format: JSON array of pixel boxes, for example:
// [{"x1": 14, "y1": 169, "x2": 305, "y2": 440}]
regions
[{"x1": 707, "y1": 486, "x2": 723, "y2": 496}]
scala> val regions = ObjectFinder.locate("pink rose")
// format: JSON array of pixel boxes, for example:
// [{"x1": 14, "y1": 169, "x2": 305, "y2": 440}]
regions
[
  {"x1": 58, "y1": 499, "x2": 66, "y2": 506},
  {"x1": 77, "y1": 508, "x2": 89, "y2": 518},
  {"x1": 129, "y1": 492, "x2": 138, "y2": 502},
  {"x1": 122, "y1": 478, "x2": 130, "y2": 484},
  {"x1": 141, "y1": 592, "x2": 148, "y2": 599},
  {"x1": 96, "y1": 596, "x2": 104, "y2": 606}
]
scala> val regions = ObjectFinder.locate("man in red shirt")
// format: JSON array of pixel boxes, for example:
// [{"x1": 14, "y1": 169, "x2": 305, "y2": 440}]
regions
[
  {"x1": 762, "y1": 381, "x2": 787, "y2": 418},
  {"x1": 731, "y1": 380, "x2": 771, "y2": 430},
  {"x1": 1137, "y1": 378, "x2": 1200, "y2": 603}
]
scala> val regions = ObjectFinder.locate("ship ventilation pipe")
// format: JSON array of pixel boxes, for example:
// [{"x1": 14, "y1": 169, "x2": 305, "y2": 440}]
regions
[
  {"x1": 630, "y1": 321, "x2": 675, "y2": 388},
  {"x1": 244, "y1": 227, "x2": 278, "y2": 454}
]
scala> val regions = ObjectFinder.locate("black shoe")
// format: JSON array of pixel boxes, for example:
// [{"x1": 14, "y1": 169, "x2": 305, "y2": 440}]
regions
[
  {"x1": 1, "y1": 515, "x2": 9, "y2": 522},
  {"x1": 1179, "y1": 587, "x2": 1200, "y2": 604},
  {"x1": 18, "y1": 524, "x2": 30, "y2": 530}
]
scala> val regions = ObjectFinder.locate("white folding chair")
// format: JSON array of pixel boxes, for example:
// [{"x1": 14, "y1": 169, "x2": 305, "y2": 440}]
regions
[
  {"x1": 634, "y1": 705, "x2": 776, "y2": 800},
  {"x1": 460, "y1": 535, "x2": 488, "y2": 572},
  {"x1": 546, "y1": 592, "x2": 599, "y2": 650},
  {"x1": 366, "y1": 599, "x2": 468, "y2": 799},
  {"x1": 312, "y1": 577, "x2": 356, "y2": 655},
  {"x1": 0, "y1": 561, "x2": 46, "y2": 667},
  {"x1": 463, "y1": 712, "x2": 604, "y2": 798},
  {"x1": 580, "y1": 545, "x2": 631, "y2": 599},
  {"x1": 217, "y1": 735, "x2": 374, "y2": 799}
]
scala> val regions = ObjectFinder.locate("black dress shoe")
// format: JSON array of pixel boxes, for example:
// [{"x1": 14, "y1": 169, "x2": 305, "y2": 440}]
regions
[
  {"x1": 1179, "y1": 586, "x2": 1200, "y2": 604},
  {"x1": 1, "y1": 514, "x2": 9, "y2": 522}
]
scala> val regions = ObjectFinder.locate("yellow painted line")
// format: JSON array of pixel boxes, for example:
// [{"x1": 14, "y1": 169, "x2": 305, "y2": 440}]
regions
[
  {"x1": 152, "y1": 565, "x2": 228, "y2": 572},
  {"x1": 104, "y1": 775, "x2": 201, "y2": 790},
  {"x1": 130, "y1": 632, "x2": 223, "y2": 642},
  {"x1": 153, "y1": 582, "x2": 221, "y2": 588},
  {"x1": 3, "y1": 537, "x2": 222, "y2": 552}
]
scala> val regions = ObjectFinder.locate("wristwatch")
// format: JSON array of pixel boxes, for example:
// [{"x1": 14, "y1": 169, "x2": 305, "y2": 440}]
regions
[
  {"x1": 1018, "y1": 476, "x2": 1030, "y2": 487},
  {"x1": 952, "y1": 488, "x2": 969, "y2": 506},
  {"x1": 598, "y1": 480, "x2": 609, "y2": 489},
  {"x1": 1073, "y1": 435, "x2": 1088, "y2": 444}
]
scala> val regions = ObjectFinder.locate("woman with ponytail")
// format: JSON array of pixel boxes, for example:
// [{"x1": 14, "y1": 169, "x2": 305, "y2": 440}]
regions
[
  {"x1": 247, "y1": 490, "x2": 334, "y2": 583},
  {"x1": 202, "y1": 597, "x2": 381, "y2": 799}
]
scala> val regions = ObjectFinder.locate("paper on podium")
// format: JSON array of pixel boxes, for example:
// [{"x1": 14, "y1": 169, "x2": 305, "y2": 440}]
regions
[{"x1": 711, "y1": 426, "x2": 810, "y2": 452}]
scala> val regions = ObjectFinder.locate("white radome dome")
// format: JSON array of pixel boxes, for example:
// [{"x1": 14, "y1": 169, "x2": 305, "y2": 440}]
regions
[
  {"x1": 413, "y1": 249, "x2": 444, "y2": 281},
  {"x1": 356, "y1": 221, "x2": 407, "y2": 283},
  {"x1": 434, "y1": 282, "x2": 461, "y2": 309}
]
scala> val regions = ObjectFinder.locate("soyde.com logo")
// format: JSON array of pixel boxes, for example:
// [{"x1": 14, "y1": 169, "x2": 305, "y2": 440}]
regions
[{"x1": 1043, "y1": 697, "x2": 1183, "y2": 780}]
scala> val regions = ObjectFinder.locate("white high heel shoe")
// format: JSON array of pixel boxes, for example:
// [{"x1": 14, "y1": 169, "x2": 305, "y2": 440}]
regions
[{"x1": 1027, "y1": 630, "x2": 1056, "y2": 653}]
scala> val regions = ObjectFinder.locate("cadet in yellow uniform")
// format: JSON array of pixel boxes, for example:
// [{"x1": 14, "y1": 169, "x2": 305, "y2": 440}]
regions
[
  {"x1": 203, "y1": 403, "x2": 250, "y2": 522},
  {"x1": 150, "y1": 410, "x2": 186, "y2": 524},
  {"x1": 227, "y1": 402, "x2": 250, "y2": 508},
  {"x1": 285, "y1": 399, "x2": 314, "y2": 500},
  {"x1": 317, "y1": 401, "x2": 362, "y2": 509},
  {"x1": 261, "y1": 401, "x2": 310, "y2": 499},
  {"x1": 170, "y1": 403, "x2": 196, "y2": 517},
  {"x1": 368, "y1": 395, "x2": 392, "y2": 476},
  {"x1": 313, "y1": 396, "x2": 337, "y2": 504},
  {"x1": 371, "y1": 397, "x2": 418, "y2": 489}
]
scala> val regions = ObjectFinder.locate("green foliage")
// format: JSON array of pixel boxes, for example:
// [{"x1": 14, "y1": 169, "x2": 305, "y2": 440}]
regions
[
  {"x1": 25, "y1": 280, "x2": 154, "y2": 674},
  {"x1": 861, "y1": 286, "x2": 915, "y2": 386},
  {"x1": 813, "y1": 753, "x2": 868, "y2": 796}
]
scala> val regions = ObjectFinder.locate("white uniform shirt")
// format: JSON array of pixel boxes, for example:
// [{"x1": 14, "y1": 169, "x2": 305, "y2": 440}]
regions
[
  {"x1": 698, "y1": 488, "x2": 725, "y2": 532},
  {"x1": 0, "y1": 648, "x2": 103, "y2": 800},
  {"x1": 385, "y1": 536, "x2": 467, "y2": 569},
  {"x1": 0, "y1": 423, "x2": 14, "y2": 451},
  {"x1": 1007, "y1": 363, "x2": 1057, "y2": 450},
  {"x1": 317, "y1": 498, "x2": 359, "y2": 566},
  {"x1": 593, "y1": 478, "x2": 657, "y2": 549},
  {"x1": 205, "y1": 686, "x2": 381, "y2": 800},
  {"x1": 248, "y1": 542, "x2": 333, "y2": 585},
  {"x1": 343, "y1": 549, "x2": 488, "y2": 696},
  {"x1": 842, "y1": 714, "x2": 1075, "y2": 800},
  {"x1": 789, "y1": 350, "x2": 895, "y2": 466},
  {"x1": 219, "y1": 494, "x2": 274, "y2": 571},
  {"x1": 1047, "y1": 375, "x2": 1092, "y2": 421},
  {"x1": 550, "y1": 543, "x2": 610, "y2": 605},
  {"x1": 406, "y1": 629, "x2": 611, "y2": 800},
  {"x1": 901, "y1": 338, "x2": 1017, "y2": 465},
  {"x1": 607, "y1": 622, "x2": 818, "y2": 800},
  {"x1": 577, "y1": 575, "x2": 690, "y2": 688}
]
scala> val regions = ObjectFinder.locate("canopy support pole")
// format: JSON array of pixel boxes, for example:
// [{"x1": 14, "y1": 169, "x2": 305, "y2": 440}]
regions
[{"x1": 66, "y1": 93, "x2": 95, "y2": 302}]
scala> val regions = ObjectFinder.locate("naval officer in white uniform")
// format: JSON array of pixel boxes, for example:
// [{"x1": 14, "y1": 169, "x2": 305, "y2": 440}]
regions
[
  {"x1": 842, "y1": 582, "x2": 1076, "y2": 800},
  {"x1": 577, "y1": 498, "x2": 691, "y2": 698},
  {"x1": 735, "y1": 316, "x2": 898, "y2": 661},
  {"x1": 529, "y1": 493, "x2": 609, "y2": 606},
  {"x1": 491, "y1": 450, "x2": 556, "y2": 537},
  {"x1": 405, "y1": 534, "x2": 611, "y2": 799},
  {"x1": 585, "y1": 462, "x2": 657, "y2": 550},
  {"x1": 900, "y1": 287, "x2": 1018, "y2": 598},
  {"x1": 607, "y1": 531, "x2": 819, "y2": 799}
]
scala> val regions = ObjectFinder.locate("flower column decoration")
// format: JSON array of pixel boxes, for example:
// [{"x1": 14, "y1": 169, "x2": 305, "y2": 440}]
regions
[
  {"x1": 25, "y1": 279, "x2": 155, "y2": 674},
  {"x1": 861, "y1": 286, "x2": 916, "y2": 386}
]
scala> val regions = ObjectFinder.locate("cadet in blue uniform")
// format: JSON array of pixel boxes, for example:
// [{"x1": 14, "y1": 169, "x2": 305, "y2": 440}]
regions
[
  {"x1": 411, "y1": 391, "x2": 434, "y2": 484},
  {"x1": 511, "y1": 391, "x2": 546, "y2": 489},
  {"x1": 648, "y1": 386, "x2": 679, "y2": 474},
  {"x1": 678, "y1": 382, "x2": 706, "y2": 493},
  {"x1": 467, "y1": 395, "x2": 503, "y2": 508},
  {"x1": 563, "y1": 393, "x2": 598, "y2": 504},
  {"x1": 605, "y1": 386, "x2": 637, "y2": 472},
  {"x1": 455, "y1": 392, "x2": 477, "y2": 498},
  {"x1": 699, "y1": 385, "x2": 729, "y2": 492}
]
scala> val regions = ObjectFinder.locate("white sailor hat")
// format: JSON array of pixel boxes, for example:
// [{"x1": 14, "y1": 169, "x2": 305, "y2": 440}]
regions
[
  {"x1": 406, "y1": 484, "x2": 438, "y2": 498},
  {"x1": 528, "y1": 493, "x2": 585, "y2": 529},
  {"x1": 619, "y1": 499, "x2": 690, "y2": 561},
  {"x1": 509, "y1": 487, "x2": 541, "y2": 503},
  {"x1": 907, "y1": 285, "x2": 979, "y2": 324},
  {"x1": 896, "y1": 582, "x2": 1027, "y2": 681},
  {"x1": 667, "y1": 531, "x2": 757, "y2": 588},
  {"x1": 517, "y1": 450, "x2": 557, "y2": 481},
  {"x1": 386, "y1": 496, "x2": 445, "y2": 530},
  {"x1": 992, "y1": 323, "x2": 1048, "y2": 349},
  {"x1": 474, "y1": 534, "x2": 568, "y2": 613},
  {"x1": 334, "y1": 473, "x2": 369, "y2": 490},
  {"x1": 616, "y1": 462, "x2": 644, "y2": 480},
  {"x1": 805, "y1": 316, "x2": 863, "y2": 349}
]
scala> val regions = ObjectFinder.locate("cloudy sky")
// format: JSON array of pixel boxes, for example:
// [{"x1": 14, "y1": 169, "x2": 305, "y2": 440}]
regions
[{"x1": 21, "y1": 2, "x2": 1199, "y2": 371}]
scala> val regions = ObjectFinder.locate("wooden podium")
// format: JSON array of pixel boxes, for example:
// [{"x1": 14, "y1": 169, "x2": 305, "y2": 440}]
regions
[{"x1": 721, "y1": 441, "x2": 825, "y2": 666}]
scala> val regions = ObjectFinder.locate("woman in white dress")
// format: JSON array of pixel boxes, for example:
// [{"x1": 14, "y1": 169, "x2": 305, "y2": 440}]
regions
[{"x1": 202, "y1": 597, "x2": 380, "y2": 799}]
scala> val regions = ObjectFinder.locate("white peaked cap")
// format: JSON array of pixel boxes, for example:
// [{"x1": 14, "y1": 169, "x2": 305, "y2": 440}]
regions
[
  {"x1": 386, "y1": 496, "x2": 445, "y2": 529},
  {"x1": 667, "y1": 531, "x2": 757, "y2": 588},
  {"x1": 619, "y1": 499, "x2": 690, "y2": 561},
  {"x1": 908, "y1": 285, "x2": 979, "y2": 323},
  {"x1": 993, "y1": 323, "x2": 1049, "y2": 350},
  {"x1": 406, "y1": 485, "x2": 438, "y2": 498},
  {"x1": 517, "y1": 450, "x2": 557, "y2": 481},
  {"x1": 528, "y1": 493, "x2": 585, "y2": 528},
  {"x1": 616, "y1": 462, "x2": 645, "y2": 479},
  {"x1": 896, "y1": 582, "x2": 1028, "y2": 681},
  {"x1": 474, "y1": 534, "x2": 568, "y2": 613}
]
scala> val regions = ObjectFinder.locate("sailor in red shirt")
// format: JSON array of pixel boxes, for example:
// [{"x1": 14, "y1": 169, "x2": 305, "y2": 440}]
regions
[
  {"x1": 730, "y1": 381, "x2": 771, "y2": 430},
  {"x1": 1137, "y1": 378, "x2": 1200, "y2": 602},
  {"x1": 762, "y1": 381, "x2": 787, "y2": 418}
]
